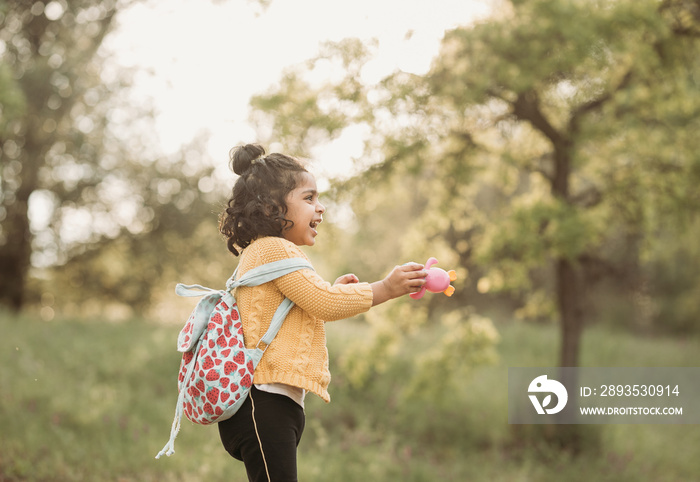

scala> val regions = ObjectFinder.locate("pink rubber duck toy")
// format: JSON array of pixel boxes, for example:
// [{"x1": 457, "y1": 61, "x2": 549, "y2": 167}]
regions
[{"x1": 410, "y1": 257, "x2": 457, "y2": 300}]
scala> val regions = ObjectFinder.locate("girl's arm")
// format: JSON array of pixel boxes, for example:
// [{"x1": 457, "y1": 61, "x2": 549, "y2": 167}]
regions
[
  {"x1": 259, "y1": 237, "x2": 426, "y2": 319},
  {"x1": 369, "y1": 263, "x2": 426, "y2": 306},
  {"x1": 335, "y1": 266, "x2": 427, "y2": 306},
  {"x1": 276, "y1": 262, "x2": 426, "y2": 318}
]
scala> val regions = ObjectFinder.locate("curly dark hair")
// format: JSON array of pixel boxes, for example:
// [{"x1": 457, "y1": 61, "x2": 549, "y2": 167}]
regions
[{"x1": 219, "y1": 144, "x2": 308, "y2": 256}]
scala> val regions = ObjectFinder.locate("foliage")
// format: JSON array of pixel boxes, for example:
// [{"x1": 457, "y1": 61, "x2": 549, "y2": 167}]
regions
[
  {"x1": 250, "y1": 0, "x2": 700, "y2": 375},
  {"x1": 0, "y1": 0, "x2": 238, "y2": 316},
  {"x1": 32, "y1": 137, "x2": 236, "y2": 319},
  {"x1": 2, "y1": 311, "x2": 699, "y2": 481},
  {"x1": 639, "y1": 217, "x2": 700, "y2": 335},
  {"x1": 0, "y1": 0, "x2": 135, "y2": 309}
]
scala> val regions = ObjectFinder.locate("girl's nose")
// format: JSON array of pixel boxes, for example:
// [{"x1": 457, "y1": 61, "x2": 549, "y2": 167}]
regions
[{"x1": 317, "y1": 201, "x2": 326, "y2": 214}]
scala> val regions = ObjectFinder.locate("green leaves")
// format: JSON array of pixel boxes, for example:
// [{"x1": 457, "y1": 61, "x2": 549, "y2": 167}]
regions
[{"x1": 241, "y1": 0, "x2": 700, "y2": 345}]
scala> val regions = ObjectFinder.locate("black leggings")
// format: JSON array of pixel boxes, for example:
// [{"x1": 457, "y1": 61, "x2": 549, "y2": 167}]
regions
[{"x1": 218, "y1": 386, "x2": 305, "y2": 482}]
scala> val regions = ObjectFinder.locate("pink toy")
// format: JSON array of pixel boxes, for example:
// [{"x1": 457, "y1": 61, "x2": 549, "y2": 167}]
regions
[{"x1": 410, "y1": 257, "x2": 457, "y2": 300}]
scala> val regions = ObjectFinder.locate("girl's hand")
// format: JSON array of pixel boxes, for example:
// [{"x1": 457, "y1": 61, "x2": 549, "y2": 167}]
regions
[
  {"x1": 334, "y1": 273, "x2": 360, "y2": 285},
  {"x1": 370, "y1": 263, "x2": 427, "y2": 306}
]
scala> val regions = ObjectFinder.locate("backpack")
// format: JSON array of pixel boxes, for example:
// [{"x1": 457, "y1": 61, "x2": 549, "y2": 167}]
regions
[{"x1": 156, "y1": 257, "x2": 314, "y2": 459}]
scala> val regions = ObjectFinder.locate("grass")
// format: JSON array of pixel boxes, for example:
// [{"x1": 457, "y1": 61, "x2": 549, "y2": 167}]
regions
[
  {"x1": 1, "y1": 311, "x2": 698, "y2": 481},
  {"x1": 1, "y1": 313, "x2": 235, "y2": 481}
]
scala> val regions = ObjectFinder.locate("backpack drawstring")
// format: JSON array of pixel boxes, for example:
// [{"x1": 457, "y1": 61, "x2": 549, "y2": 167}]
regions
[{"x1": 155, "y1": 338, "x2": 201, "y2": 459}]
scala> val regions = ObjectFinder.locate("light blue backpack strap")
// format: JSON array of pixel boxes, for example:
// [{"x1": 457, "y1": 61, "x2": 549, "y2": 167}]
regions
[
  {"x1": 226, "y1": 258, "x2": 314, "y2": 350},
  {"x1": 227, "y1": 258, "x2": 313, "y2": 291},
  {"x1": 258, "y1": 298, "x2": 296, "y2": 349},
  {"x1": 173, "y1": 284, "x2": 225, "y2": 352},
  {"x1": 175, "y1": 283, "x2": 219, "y2": 297}
]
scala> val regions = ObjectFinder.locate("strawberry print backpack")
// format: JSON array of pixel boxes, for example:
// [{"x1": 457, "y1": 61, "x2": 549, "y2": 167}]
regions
[{"x1": 156, "y1": 257, "x2": 313, "y2": 459}]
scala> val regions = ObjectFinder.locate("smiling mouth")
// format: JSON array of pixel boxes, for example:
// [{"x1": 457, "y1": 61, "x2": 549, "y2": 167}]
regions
[{"x1": 310, "y1": 219, "x2": 321, "y2": 231}]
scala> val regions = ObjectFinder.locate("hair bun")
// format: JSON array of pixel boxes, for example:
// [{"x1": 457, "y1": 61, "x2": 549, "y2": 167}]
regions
[{"x1": 230, "y1": 144, "x2": 266, "y2": 175}]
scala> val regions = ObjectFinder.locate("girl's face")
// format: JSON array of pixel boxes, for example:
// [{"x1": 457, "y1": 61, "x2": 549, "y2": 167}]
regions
[{"x1": 283, "y1": 172, "x2": 325, "y2": 247}]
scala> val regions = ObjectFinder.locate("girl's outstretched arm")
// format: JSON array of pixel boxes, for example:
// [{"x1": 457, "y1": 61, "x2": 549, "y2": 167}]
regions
[{"x1": 370, "y1": 263, "x2": 426, "y2": 306}]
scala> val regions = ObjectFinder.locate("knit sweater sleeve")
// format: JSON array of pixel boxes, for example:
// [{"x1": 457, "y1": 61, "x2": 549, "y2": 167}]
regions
[{"x1": 256, "y1": 237, "x2": 374, "y2": 321}]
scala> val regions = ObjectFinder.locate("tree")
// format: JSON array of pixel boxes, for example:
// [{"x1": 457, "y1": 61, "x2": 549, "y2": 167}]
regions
[
  {"x1": 37, "y1": 137, "x2": 233, "y2": 319},
  {"x1": 250, "y1": 0, "x2": 700, "y2": 370},
  {"x1": 0, "y1": 0, "x2": 287, "y2": 316},
  {"x1": 0, "y1": 0, "x2": 129, "y2": 310},
  {"x1": 429, "y1": 0, "x2": 700, "y2": 367}
]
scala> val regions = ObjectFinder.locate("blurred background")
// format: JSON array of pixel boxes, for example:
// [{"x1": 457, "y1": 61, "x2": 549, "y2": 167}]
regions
[{"x1": 2, "y1": 0, "x2": 699, "y2": 480}]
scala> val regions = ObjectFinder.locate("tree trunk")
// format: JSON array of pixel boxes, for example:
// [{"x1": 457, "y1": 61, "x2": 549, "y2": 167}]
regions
[
  {"x1": 557, "y1": 257, "x2": 584, "y2": 367},
  {"x1": 550, "y1": 139, "x2": 584, "y2": 369},
  {"x1": 551, "y1": 129, "x2": 588, "y2": 453},
  {"x1": 0, "y1": 3, "x2": 119, "y2": 312},
  {"x1": 0, "y1": 198, "x2": 32, "y2": 311},
  {"x1": 0, "y1": 99, "x2": 48, "y2": 311},
  {"x1": 553, "y1": 221, "x2": 587, "y2": 454}
]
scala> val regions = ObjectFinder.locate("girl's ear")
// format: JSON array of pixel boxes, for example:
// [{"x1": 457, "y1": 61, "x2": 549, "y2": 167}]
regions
[
  {"x1": 261, "y1": 200, "x2": 289, "y2": 229},
  {"x1": 256, "y1": 193, "x2": 277, "y2": 217},
  {"x1": 262, "y1": 200, "x2": 283, "y2": 217}
]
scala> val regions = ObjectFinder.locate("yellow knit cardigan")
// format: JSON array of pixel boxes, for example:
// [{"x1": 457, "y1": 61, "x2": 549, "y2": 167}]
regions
[{"x1": 233, "y1": 236, "x2": 373, "y2": 402}]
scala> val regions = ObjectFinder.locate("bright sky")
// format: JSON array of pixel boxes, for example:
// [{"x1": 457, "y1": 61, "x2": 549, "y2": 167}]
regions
[
  {"x1": 105, "y1": 0, "x2": 491, "y2": 182},
  {"x1": 31, "y1": 0, "x2": 493, "y2": 268}
]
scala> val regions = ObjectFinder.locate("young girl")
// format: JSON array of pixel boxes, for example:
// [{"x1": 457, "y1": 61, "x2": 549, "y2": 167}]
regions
[{"x1": 217, "y1": 144, "x2": 426, "y2": 482}]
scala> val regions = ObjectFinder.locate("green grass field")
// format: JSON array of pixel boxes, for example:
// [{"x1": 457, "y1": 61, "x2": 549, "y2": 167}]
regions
[{"x1": 1, "y1": 312, "x2": 698, "y2": 481}]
